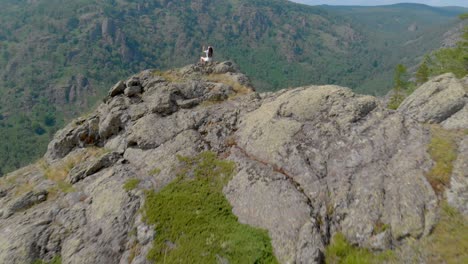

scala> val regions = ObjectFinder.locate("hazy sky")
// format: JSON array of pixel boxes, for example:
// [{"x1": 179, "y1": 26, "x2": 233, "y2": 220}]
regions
[{"x1": 290, "y1": 1, "x2": 468, "y2": 7}]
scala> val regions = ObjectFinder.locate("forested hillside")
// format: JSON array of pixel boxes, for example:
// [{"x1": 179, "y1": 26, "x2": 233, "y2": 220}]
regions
[
  {"x1": 321, "y1": 3, "x2": 468, "y2": 93},
  {"x1": 0, "y1": 0, "x2": 465, "y2": 175}
]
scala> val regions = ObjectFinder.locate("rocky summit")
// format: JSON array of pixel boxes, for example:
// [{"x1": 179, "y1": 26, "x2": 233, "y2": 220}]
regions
[{"x1": 0, "y1": 62, "x2": 467, "y2": 264}]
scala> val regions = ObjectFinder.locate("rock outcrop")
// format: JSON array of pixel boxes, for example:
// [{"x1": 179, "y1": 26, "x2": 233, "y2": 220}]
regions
[
  {"x1": 0, "y1": 63, "x2": 464, "y2": 264},
  {"x1": 398, "y1": 73, "x2": 468, "y2": 129}
]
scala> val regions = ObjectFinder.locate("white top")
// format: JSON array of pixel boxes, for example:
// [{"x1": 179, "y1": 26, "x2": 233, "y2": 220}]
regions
[{"x1": 202, "y1": 49, "x2": 212, "y2": 62}]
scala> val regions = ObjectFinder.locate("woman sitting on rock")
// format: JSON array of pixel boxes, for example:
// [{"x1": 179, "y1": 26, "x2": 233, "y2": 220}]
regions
[{"x1": 200, "y1": 46, "x2": 213, "y2": 64}]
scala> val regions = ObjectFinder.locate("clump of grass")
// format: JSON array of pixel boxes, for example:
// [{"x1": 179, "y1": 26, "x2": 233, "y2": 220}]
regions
[
  {"x1": 148, "y1": 168, "x2": 161, "y2": 176},
  {"x1": 325, "y1": 233, "x2": 395, "y2": 264},
  {"x1": 405, "y1": 202, "x2": 468, "y2": 263},
  {"x1": 13, "y1": 181, "x2": 34, "y2": 196},
  {"x1": 387, "y1": 92, "x2": 405, "y2": 110},
  {"x1": 2, "y1": 173, "x2": 18, "y2": 186},
  {"x1": 123, "y1": 178, "x2": 141, "y2": 191},
  {"x1": 40, "y1": 147, "x2": 106, "y2": 182},
  {"x1": 373, "y1": 220, "x2": 389, "y2": 235},
  {"x1": 205, "y1": 74, "x2": 252, "y2": 96},
  {"x1": 143, "y1": 151, "x2": 278, "y2": 263},
  {"x1": 426, "y1": 126, "x2": 459, "y2": 194},
  {"x1": 128, "y1": 241, "x2": 141, "y2": 263},
  {"x1": 39, "y1": 147, "x2": 106, "y2": 198},
  {"x1": 153, "y1": 70, "x2": 183, "y2": 83},
  {"x1": 32, "y1": 255, "x2": 62, "y2": 264},
  {"x1": 48, "y1": 181, "x2": 76, "y2": 199},
  {"x1": 425, "y1": 203, "x2": 468, "y2": 262}
]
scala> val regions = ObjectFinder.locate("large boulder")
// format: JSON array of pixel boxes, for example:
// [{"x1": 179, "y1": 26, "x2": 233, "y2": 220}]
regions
[
  {"x1": 398, "y1": 73, "x2": 467, "y2": 129},
  {"x1": 44, "y1": 117, "x2": 100, "y2": 162}
]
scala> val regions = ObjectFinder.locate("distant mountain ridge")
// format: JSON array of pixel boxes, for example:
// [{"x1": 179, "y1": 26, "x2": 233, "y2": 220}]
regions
[{"x1": 291, "y1": 1, "x2": 468, "y2": 9}]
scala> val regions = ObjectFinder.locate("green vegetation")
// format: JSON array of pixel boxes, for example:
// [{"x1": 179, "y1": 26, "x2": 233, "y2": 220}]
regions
[
  {"x1": 387, "y1": 12, "x2": 468, "y2": 110},
  {"x1": 425, "y1": 203, "x2": 468, "y2": 263},
  {"x1": 0, "y1": 0, "x2": 464, "y2": 175},
  {"x1": 148, "y1": 168, "x2": 161, "y2": 176},
  {"x1": 373, "y1": 221, "x2": 390, "y2": 235},
  {"x1": 123, "y1": 178, "x2": 140, "y2": 191},
  {"x1": 325, "y1": 233, "x2": 395, "y2": 264},
  {"x1": 404, "y1": 202, "x2": 468, "y2": 263},
  {"x1": 39, "y1": 147, "x2": 105, "y2": 198},
  {"x1": 415, "y1": 59, "x2": 430, "y2": 85},
  {"x1": 416, "y1": 12, "x2": 468, "y2": 80},
  {"x1": 426, "y1": 126, "x2": 460, "y2": 195},
  {"x1": 323, "y1": 4, "x2": 467, "y2": 95},
  {"x1": 48, "y1": 181, "x2": 75, "y2": 197},
  {"x1": 32, "y1": 255, "x2": 62, "y2": 264},
  {"x1": 388, "y1": 64, "x2": 410, "y2": 110},
  {"x1": 143, "y1": 151, "x2": 278, "y2": 263}
]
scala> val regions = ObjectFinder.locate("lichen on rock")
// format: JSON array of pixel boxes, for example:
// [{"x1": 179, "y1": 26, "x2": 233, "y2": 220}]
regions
[{"x1": 0, "y1": 62, "x2": 466, "y2": 264}]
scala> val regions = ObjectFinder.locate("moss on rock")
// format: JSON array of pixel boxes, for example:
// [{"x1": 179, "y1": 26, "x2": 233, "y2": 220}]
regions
[{"x1": 143, "y1": 151, "x2": 278, "y2": 263}]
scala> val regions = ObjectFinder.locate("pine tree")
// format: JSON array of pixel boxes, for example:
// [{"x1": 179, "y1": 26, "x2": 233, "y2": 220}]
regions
[
  {"x1": 394, "y1": 64, "x2": 407, "y2": 90},
  {"x1": 416, "y1": 61, "x2": 429, "y2": 85},
  {"x1": 388, "y1": 64, "x2": 408, "y2": 110}
]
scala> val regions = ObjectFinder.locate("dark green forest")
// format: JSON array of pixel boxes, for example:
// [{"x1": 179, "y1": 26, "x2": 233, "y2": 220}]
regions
[{"x1": 0, "y1": 0, "x2": 466, "y2": 175}]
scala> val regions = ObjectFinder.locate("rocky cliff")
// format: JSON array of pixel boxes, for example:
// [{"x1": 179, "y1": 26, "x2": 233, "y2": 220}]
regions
[{"x1": 0, "y1": 62, "x2": 466, "y2": 264}]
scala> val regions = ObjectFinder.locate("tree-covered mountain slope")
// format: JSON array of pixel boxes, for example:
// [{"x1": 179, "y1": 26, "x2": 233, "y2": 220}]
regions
[
  {"x1": 319, "y1": 3, "x2": 468, "y2": 93},
  {"x1": 0, "y1": 0, "x2": 465, "y2": 175}
]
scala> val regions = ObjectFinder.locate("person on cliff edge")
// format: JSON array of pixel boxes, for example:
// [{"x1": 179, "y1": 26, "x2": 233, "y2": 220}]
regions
[{"x1": 200, "y1": 45, "x2": 213, "y2": 64}]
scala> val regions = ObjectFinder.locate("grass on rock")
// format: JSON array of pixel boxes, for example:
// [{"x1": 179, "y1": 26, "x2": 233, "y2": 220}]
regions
[
  {"x1": 325, "y1": 233, "x2": 395, "y2": 264},
  {"x1": 123, "y1": 178, "x2": 141, "y2": 191},
  {"x1": 40, "y1": 147, "x2": 107, "y2": 198},
  {"x1": 33, "y1": 256, "x2": 62, "y2": 264},
  {"x1": 206, "y1": 73, "x2": 252, "y2": 96},
  {"x1": 148, "y1": 168, "x2": 161, "y2": 176},
  {"x1": 403, "y1": 202, "x2": 468, "y2": 263},
  {"x1": 426, "y1": 126, "x2": 461, "y2": 194},
  {"x1": 143, "y1": 151, "x2": 278, "y2": 264}
]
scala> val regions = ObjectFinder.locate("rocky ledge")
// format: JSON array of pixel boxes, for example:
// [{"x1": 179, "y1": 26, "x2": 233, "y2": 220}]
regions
[{"x1": 0, "y1": 62, "x2": 466, "y2": 264}]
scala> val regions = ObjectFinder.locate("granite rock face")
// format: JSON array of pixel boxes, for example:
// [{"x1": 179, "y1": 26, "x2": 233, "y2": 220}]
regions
[
  {"x1": 398, "y1": 73, "x2": 468, "y2": 129},
  {"x1": 0, "y1": 63, "x2": 463, "y2": 264}
]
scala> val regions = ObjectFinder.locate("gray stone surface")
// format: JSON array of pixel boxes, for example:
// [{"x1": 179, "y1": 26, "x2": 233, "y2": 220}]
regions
[
  {"x1": 225, "y1": 148, "x2": 318, "y2": 263},
  {"x1": 108, "y1": 80, "x2": 125, "y2": 97},
  {"x1": 2, "y1": 190, "x2": 48, "y2": 219},
  {"x1": 398, "y1": 73, "x2": 467, "y2": 127},
  {"x1": 68, "y1": 152, "x2": 122, "y2": 184},
  {"x1": 124, "y1": 86, "x2": 142, "y2": 97},
  {"x1": 3, "y1": 62, "x2": 462, "y2": 264}
]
